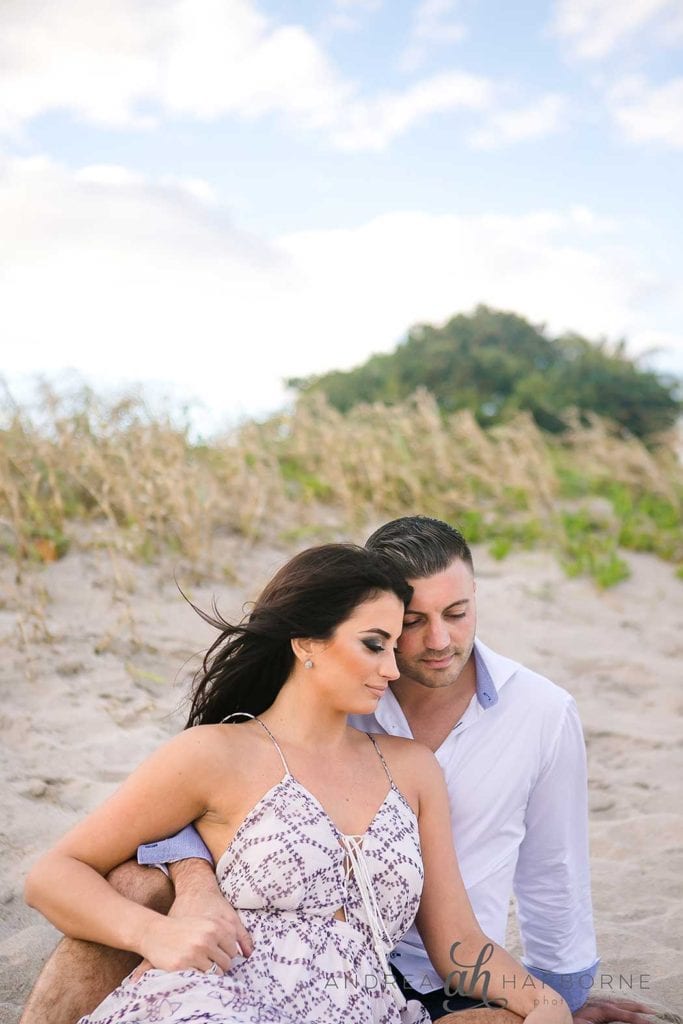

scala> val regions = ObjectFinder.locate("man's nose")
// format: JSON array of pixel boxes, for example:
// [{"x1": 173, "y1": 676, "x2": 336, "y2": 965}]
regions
[{"x1": 424, "y1": 619, "x2": 450, "y2": 651}]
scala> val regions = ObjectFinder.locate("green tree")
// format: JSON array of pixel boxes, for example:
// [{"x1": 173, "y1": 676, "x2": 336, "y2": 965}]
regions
[{"x1": 288, "y1": 306, "x2": 681, "y2": 439}]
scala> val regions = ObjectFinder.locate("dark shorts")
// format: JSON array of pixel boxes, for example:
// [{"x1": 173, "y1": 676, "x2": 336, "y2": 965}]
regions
[{"x1": 390, "y1": 965, "x2": 483, "y2": 1020}]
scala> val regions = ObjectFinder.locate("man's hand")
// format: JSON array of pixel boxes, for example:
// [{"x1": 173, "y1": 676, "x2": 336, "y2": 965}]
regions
[
  {"x1": 136, "y1": 913, "x2": 243, "y2": 975},
  {"x1": 130, "y1": 858, "x2": 253, "y2": 981},
  {"x1": 573, "y1": 996, "x2": 656, "y2": 1024}
]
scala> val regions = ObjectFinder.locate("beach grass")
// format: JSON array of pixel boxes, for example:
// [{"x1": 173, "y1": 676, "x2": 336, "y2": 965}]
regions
[{"x1": 1, "y1": 381, "x2": 681, "y2": 587}]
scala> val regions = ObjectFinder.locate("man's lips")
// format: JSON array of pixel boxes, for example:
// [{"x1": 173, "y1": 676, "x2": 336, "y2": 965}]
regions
[{"x1": 421, "y1": 653, "x2": 456, "y2": 669}]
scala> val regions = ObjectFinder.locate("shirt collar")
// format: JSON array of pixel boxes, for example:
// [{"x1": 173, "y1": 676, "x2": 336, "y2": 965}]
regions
[
  {"x1": 473, "y1": 637, "x2": 521, "y2": 700},
  {"x1": 375, "y1": 636, "x2": 519, "y2": 732},
  {"x1": 473, "y1": 642, "x2": 498, "y2": 708}
]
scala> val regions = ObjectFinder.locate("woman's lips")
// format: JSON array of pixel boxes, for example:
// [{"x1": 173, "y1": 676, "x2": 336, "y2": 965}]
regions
[{"x1": 366, "y1": 684, "x2": 388, "y2": 698}]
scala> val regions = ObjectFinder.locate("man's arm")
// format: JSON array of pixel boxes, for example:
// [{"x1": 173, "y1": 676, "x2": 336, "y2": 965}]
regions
[
  {"x1": 137, "y1": 824, "x2": 214, "y2": 874},
  {"x1": 138, "y1": 824, "x2": 252, "y2": 952},
  {"x1": 513, "y1": 698, "x2": 598, "y2": 1013},
  {"x1": 513, "y1": 700, "x2": 654, "y2": 1024},
  {"x1": 131, "y1": 825, "x2": 253, "y2": 979}
]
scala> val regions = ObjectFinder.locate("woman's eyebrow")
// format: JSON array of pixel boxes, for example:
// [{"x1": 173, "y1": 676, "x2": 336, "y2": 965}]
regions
[{"x1": 360, "y1": 628, "x2": 392, "y2": 638}]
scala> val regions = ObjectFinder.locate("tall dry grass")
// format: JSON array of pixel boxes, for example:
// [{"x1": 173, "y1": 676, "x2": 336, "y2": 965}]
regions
[{"x1": 1, "y1": 381, "x2": 681, "y2": 586}]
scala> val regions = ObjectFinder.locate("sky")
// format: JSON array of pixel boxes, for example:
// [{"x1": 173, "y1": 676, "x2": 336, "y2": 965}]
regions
[{"x1": 1, "y1": 0, "x2": 682, "y2": 431}]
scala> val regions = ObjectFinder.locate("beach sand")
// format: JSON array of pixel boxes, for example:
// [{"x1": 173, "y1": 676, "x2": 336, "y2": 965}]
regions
[{"x1": 1, "y1": 536, "x2": 681, "y2": 1021}]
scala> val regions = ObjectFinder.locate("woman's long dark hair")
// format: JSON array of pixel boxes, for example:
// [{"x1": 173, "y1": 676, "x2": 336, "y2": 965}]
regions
[{"x1": 186, "y1": 544, "x2": 411, "y2": 727}]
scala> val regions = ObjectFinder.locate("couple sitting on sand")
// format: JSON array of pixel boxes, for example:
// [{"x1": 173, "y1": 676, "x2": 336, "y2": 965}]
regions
[{"x1": 24, "y1": 516, "x2": 651, "y2": 1024}]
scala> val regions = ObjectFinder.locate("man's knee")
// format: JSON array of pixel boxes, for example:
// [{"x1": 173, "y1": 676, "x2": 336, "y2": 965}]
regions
[{"x1": 106, "y1": 860, "x2": 173, "y2": 915}]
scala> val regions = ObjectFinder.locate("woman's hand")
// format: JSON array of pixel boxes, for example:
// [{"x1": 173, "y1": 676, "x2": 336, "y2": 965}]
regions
[{"x1": 137, "y1": 912, "x2": 242, "y2": 975}]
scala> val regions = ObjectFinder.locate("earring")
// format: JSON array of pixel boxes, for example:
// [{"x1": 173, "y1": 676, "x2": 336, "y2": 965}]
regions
[{"x1": 304, "y1": 659, "x2": 314, "y2": 669}]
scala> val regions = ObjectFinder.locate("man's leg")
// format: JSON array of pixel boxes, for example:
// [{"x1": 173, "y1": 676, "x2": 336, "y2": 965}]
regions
[{"x1": 20, "y1": 861, "x2": 173, "y2": 1024}]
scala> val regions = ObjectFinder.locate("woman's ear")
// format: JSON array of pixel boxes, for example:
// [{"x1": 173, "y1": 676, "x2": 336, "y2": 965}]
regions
[{"x1": 291, "y1": 637, "x2": 315, "y2": 665}]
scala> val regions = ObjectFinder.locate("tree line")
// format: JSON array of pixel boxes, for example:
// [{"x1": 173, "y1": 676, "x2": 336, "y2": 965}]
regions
[{"x1": 288, "y1": 306, "x2": 681, "y2": 440}]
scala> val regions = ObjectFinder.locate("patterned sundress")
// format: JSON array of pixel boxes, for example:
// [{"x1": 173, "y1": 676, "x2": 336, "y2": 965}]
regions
[{"x1": 77, "y1": 717, "x2": 431, "y2": 1024}]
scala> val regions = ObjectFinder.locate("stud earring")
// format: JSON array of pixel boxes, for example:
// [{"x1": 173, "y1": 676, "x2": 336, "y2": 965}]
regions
[{"x1": 304, "y1": 659, "x2": 314, "y2": 669}]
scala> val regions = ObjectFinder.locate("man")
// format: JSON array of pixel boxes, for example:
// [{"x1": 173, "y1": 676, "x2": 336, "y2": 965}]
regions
[{"x1": 21, "y1": 517, "x2": 652, "y2": 1023}]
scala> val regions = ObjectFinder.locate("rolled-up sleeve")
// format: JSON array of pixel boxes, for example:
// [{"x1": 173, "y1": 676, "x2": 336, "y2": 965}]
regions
[
  {"x1": 137, "y1": 824, "x2": 214, "y2": 871},
  {"x1": 513, "y1": 698, "x2": 599, "y2": 1011}
]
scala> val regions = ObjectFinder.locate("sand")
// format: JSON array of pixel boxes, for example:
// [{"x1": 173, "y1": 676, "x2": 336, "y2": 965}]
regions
[{"x1": 1, "y1": 535, "x2": 681, "y2": 1022}]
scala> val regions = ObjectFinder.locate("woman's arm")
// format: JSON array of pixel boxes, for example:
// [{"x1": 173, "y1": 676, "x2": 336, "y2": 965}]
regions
[
  {"x1": 24, "y1": 725, "x2": 237, "y2": 973},
  {"x1": 412, "y1": 747, "x2": 572, "y2": 1024}
]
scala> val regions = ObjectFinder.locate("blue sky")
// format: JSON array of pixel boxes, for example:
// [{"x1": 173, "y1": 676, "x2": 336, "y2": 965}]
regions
[{"x1": 1, "y1": 0, "x2": 682, "y2": 430}]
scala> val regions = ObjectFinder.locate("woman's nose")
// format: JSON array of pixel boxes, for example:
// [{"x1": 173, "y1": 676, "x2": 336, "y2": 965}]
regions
[{"x1": 381, "y1": 649, "x2": 400, "y2": 680}]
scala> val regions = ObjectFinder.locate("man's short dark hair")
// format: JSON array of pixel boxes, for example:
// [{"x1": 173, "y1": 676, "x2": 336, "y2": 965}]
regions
[{"x1": 365, "y1": 515, "x2": 474, "y2": 579}]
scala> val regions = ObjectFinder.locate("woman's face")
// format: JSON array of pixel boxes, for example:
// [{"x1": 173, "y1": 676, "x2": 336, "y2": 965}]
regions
[{"x1": 309, "y1": 591, "x2": 404, "y2": 714}]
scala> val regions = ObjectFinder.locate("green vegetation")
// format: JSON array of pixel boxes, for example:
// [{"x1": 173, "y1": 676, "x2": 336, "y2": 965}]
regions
[
  {"x1": 1, "y1": 381, "x2": 681, "y2": 588},
  {"x1": 289, "y1": 306, "x2": 681, "y2": 441}
]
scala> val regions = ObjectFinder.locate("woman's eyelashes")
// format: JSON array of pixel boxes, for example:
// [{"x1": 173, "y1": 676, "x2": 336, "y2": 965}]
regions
[{"x1": 362, "y1": 639, "x2": 398, "y2": 654}]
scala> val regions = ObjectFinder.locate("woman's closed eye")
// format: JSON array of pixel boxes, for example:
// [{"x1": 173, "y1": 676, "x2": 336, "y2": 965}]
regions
[{"x1": 362, "y1": 639, "x2": 397, "y2": 654}]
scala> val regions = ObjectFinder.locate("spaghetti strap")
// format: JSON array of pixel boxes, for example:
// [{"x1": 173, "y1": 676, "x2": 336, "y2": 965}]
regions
[
  {"x1": 221, "y1": 711, "x2": 290, "y2": 775},
  {"x1": 366, "y1": 733, "x2": 394, "y2": 786}
]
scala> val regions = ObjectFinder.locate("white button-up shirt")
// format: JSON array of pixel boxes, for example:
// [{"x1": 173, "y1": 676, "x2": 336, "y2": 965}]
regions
[{"x1": 349, "y1": 637, "x2": 598, "y2": 1008}]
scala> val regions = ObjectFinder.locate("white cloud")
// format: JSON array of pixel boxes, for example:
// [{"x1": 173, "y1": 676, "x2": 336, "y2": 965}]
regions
[
  {"x1": 326, "y1": 0, "x2": 384, "y2": 33},
  {"x1": 609, "y1": 75, "x2": 683, "y2": 147},
  {"x1": 331, "y1": 0, "x2": 382, "y2": 9},
  {"x1": 469, "y1": 93, "x2": 568, "y2": 149},
  {"x1": 75, "y1": 165, "x2": 147, "y2": 187},
  {"x1": 331, "y1": 70, "x2": 494, "y2": 151},
  {"x1": 550, "y1": 0, "x2": 680, "y2": 59},
  {"x1": 0, "y1": 0, "x2": 579, "y2": 156},
  {"x1": 0, "y1": 154, "x2": 296, "y2": 418},
  {"x1": 0, "y1": 0, "x2": 351, "y2": 136},
  {"x1": 2, "y1": 154, "x2": 679, "y2": 426},
  {"x1": 0, "y1": 0, "x2": 537, "y2": 153},
  {"x1": 401, "y1": 0, "x2": 467, "y2": 72},
  {"x1": 279, "y1": 209, "x2": 657, "y2": 366}
]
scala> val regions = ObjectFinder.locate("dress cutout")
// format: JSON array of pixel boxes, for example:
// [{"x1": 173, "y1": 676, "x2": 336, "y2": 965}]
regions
[{"x1": 77, "y1": 715, "x2": 431, "y2": 1024}]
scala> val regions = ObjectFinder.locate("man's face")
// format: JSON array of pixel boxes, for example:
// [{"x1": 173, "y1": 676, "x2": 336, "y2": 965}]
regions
[{"x1": 395, "y1": 558, "x2": 476, "y2": 689}]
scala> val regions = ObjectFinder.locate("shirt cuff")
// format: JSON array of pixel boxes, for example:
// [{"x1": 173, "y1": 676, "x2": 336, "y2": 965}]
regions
[
  {"x1": 137, "y1": 825, "x2": 214, "y2": 869},
  {"x1": 524, "y1": 959, "x2": 600, "y2": 1013}
]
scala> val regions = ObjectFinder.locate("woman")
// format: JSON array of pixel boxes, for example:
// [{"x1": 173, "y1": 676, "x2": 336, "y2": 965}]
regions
[{"x1": 25, "y1": 544, "x2": 570, "y2": 1024}]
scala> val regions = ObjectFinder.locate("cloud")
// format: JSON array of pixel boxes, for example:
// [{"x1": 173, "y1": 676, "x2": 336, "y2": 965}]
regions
[
  {"x1": 0, "y1": 0, "x2": 543, "y2": 154},
  {"x1": 629, "y1": 329, "x2": 683, "y2": 377},
  {"x1": 608, "y1": 75, "x2": 683, "y2": 147},
  {"x1": 0, "y1": 154, "x2": 296, "y2": 418},
  {"x1": 0, "y1": 0, "x2": 351, "y2": 135},
  {"x1": 469, "y1": 94, "x2": 569, "y2": 149},
  {"x1": 401, "y1": 0, "x2": 467, "y2": 73},
  {"x1": 550, "y1": 0, "x2": 680, "y2": 59},
  {"x1": 0, "y1": 0, "x2": 581, "y2": 156},
  {"x1": 331, "y1": 71, "x2": 494, "y2": 151},
  {"x1": 326, "y1": 0, "x2": 384, "y2": 33},
  {"x1": 2, "y1": 154, "x2": 679, "y2": 426},
  {"x1": 279, "y1": 207, "x2": 661, "y2": 367}
]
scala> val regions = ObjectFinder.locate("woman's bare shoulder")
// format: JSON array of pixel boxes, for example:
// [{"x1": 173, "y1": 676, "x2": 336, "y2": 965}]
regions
[
  {"x1": 149, "y1": 723, "x2": 248, "y2": 769},
  {"x1": 367, "y1": 730, "x2": 436, "y2": 764},
  {"x1": 140, "y1": 723, "x2": 266, "y2": 803}
]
